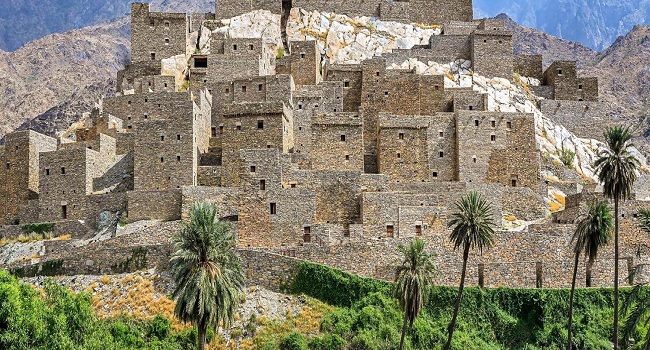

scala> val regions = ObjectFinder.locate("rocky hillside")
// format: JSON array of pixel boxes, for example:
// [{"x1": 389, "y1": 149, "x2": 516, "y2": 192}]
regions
[
  {"x1": 476, "y1": 0, "x2": 650, "y2": 50},
  {"x1": 0, "y1": 0, "x2": 213, "y2": 51},
  {"x1": 0, "y1": 18, "x2": 130, "y2": 139}
]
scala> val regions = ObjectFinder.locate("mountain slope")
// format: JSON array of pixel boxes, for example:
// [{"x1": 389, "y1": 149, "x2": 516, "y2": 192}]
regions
[
  {"x1": 0, "y1": 0, "x2": 213, "y2": 51},
  {"x1": 476, "y1": 0, "x2": 650, "y2": 50}
]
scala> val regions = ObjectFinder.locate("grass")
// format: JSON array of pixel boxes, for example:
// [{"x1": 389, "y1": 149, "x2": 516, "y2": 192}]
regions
[{"x1": 0, "y1": 232, "x2": 71, "y2": 247}]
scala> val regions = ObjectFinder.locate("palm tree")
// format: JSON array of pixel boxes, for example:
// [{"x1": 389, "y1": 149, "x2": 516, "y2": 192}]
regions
[
  {"x1": 567, "y1": 201, "x2": 613, "y2": 350},
  {"x1": 621, "y1": 209, "x2": 650, "y2": 349},
  {"x1": 170, "y1": 202, "x2": 245, "y2": 350},
  {"x1": 393, "y1": 238, "x2": 438, "y2": 350},
  {"x1": 594, "y1": 126, "x2": 640, "y2": 349},
  {"x1": 444, "y1": 191, "x2": 496, "y2": 350}
]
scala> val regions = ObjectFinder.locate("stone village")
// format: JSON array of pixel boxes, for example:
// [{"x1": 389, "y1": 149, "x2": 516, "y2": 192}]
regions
[{"x1": 1, "y1": 0, "x2": 649, "y2": 290}]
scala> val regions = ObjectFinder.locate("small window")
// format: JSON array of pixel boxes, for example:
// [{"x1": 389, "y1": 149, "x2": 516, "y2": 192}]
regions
[
  {"x1": 164, "y1": 83, "x2": 168, "y2": 88},
  {"x1": 150, "y1": 52, "x2": 156, "y2": 60},
  {"x1": 376, "y1": 71, "x2": 380, "y2": 76},
  {"x1": 257, "y1": 120, "x2": 264, "y2": 129},
  {"x1": 432, "y1": 172, "x2": 438, "y2": 178},
  {"x1": 506, "y1": 121, "x2": 512, "y2": 129},
  {"x1": 258, "y1": 84, "x2": 263, "y2": 91},
  {"x1": 249, "y1": 44, "x2": 254, "y2": 50},
  {"x1": 397, "y1": 153, "x2": 401, "y2": 158},
  {"x1": 298, "y1": 104, "x2": 303, "y2": 110},
  {"x1": 473, "y1": 157, "x2": 477, "y2": 163},
  {"x1": 236, "y1": 125, "x2": 241, "y2": 131},
  {"x1": 250, "y1": 166, "x2": 256, "y2": 173},
  {"x1": 511, "y1": 179, "x2": 518, "y2": 187},
  {"x1": 475, "y1": 119, "x2": 479, "y2": 126},
  {"x1": 61, "y1": 205, "x2": 67, "y2": 219},
  {"x1": 439, "y1": 131, "x2": 444, "y2": 137},
  {"x1": 164, "y1": 38, "x2": 169, "y2": 44},
  {"x1": 384, "y1": 91, "x2": 389, "y2": 96},
  {"x1": 386, "y1": 225, "x2": 394, "y2": 237},
  {"x1": 194, "y1": 57, "x2": 208, "y2": 68},
  {"x1": 220, "y1": 125, "x2": 224, "y2": 134},
  {"x1": 45, "y1": 168, "x2": 50, "y2": 175},
  {"x1": 469, "y1": 105, "x2": 474, "y2": 111},
  {"x1": 233, "y1": 44, "x2": 238, "y2": 50},
  {"x1": 491, "y1": 120, "x2": 496, "y2": 127},
  {"x1": 340, "y1": 135, "x2": 346, "y2": 142},
  {"x1": 434, "y1": 85, "x2": 439, "y2": 91},
  {"x1": 160, "y1": 157, "x2": 164, "y2": 163},
  {"x1": 5, "y1": 163, "x2": 9, "y2": 170},
  {"x1": 291, "y1": 183, "x2": 297, "y2": 188},
  {"x1": 344, "y1": 81, "x2": 350, "y2": 88},
  {"x1": 211, "y1": 127, "x2": 217, "y2": 137},
  {"x1": 61, "y1": 167, "x2": 66, "y2": 174},
  {"x1": 177, "y1": 134, "x2": 181, "y2": 140},
  {"x1": 144, "y1": 114, "x2": 148, "y2": 119},
  {"x1": 225, "y1": 88, "x2": 230, "y2": 94},
  {"x1": 557, "y1": 69, "x2": 563, "y2": 75},
  {"x1": 415, "y1": 225, "x2": 422, "y2": 236},
  {"x1": 165, "y1": 21, "x2": 170, "y2": 28},
  {"x1": 270, "y1": 203, "x2": 277, "y2": 215},
  {"x1": 176, "y1": 155, "x2": 181, "y2": 162},
  {"x1": 150, "y1": 19, "x2": 155, "y2": 27},
  {"x1": 483, "y1": 39, "x2": 487, "y2": 43},
  {"x1": 345, "y1": 155, "x2": 350, "y2": 161},
  {"x1": 259, "y1": 180, "x2": 266, "y2": 190},
  {"x1": 490, "y1": 135, "x2": 496, "y2": 142},
  {"x1": 242, "y1": 85, "x2": 247, "y2": 92},
  {"x1": 160, "y1": 135, "x2": 165, "y2": 141},
  {"x1": 578, "y1": 84, "x2": 583, "y2": 90},
  {"x1": 398, "y1": 132, "x2": 404, "y2": 140},
  {"x1": 300, "y1": 53, "x2": 305, "y2": 58},
  {"x1": 439, "y1": 151, "x2": 444, "y2": 158}
]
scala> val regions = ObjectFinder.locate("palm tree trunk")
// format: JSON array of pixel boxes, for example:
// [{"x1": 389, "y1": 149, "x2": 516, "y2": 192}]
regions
[
  {"x1": 444, "y1": 242, "x2": 470, "y2": 350},
  {"x1": 586, "y1": 257, "x2": 594, "y2": 287},
  {"x1": 399, "y1": 311, "x2": 408, "y2": 350},
  {"x1": 613, "y1": 197, "x2": 619, "y2": 350},
  {"x1": 198, "y1": 318, "x2": 207, "y2": 350},
  {"x1": 567, "y1": 252, "x2": 580, "y2": 350}
]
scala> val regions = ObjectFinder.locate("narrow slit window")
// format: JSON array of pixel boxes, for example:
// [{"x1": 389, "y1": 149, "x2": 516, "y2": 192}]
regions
[
  {"x1": 259, "y1": 180, "x2": 266, "y2": 190},
  {"x1": 270, "y1": 203, "x2": 277, "y2": 215}
]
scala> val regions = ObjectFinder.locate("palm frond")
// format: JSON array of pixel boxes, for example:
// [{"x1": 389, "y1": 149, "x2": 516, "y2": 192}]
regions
[{"x1": 447, "y1": 191, "x2": 496, "y2": 255}]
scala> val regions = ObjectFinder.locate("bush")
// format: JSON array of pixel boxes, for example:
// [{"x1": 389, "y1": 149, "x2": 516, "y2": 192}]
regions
[
  {"x1": 559, "y1": 147, "x2": 576, "y2": 168},
  {"x1": 280, "y1": 331, "x2": 309, "y2": 350},
  {"x1": 148, "y1": 314, "x2": 171, "y2": 340},
  {"x1": 308, "y1": 334, "x2": 346, "y2": 350}
]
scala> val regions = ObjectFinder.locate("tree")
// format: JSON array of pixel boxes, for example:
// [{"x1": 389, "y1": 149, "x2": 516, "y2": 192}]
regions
[
  {"x1": 594, "y1": 126, "x2": 640, "y2": 349},
  {"x1": 621, "y1": 209, "x2": 650, "y2": 349},
  {"x1": 444, "y1": 191, "x2": 496, "y2": 350},
  {"x1": 567, "y1": 201, "x2": 613, "y2": 350},
  {"x1": 393, "y1": 238, "x2": 437, "y2": 350},
  {"x1": 170, "y1": 202, "x2": 245, "y2": 350}
]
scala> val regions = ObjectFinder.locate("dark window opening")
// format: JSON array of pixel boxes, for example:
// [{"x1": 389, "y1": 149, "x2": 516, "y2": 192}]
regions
[
  {"x1": 511, "y1": 179, "x2": 518, "y2": 187},
  {"x1": 177, "y1": 134, "x2": 181, "y2": 140},
  {"x1": 61, "y1": 167, "x2": 66, "y2": 174},
  {"x1": 415, "y1": 225, "x2": 422, "y2": 236},
  {"x1": 242, "y1": 86, "x2": 247, "y2": 92},
  {"x1": 439, "y1": 131, "x2": 444, "y2": 137},
  {"x1": 399, "y1": 132, "x2": 404, "y2": 140},
  {"x1": 176, "y1": 155, "x2": 181, "y2": 162},
  {"x1": 344, "y1": 81, "x2": 350, "y2": 88},
  {"x1": 164, "y1": 38, "x2": 170, "y2": 44},
  {"x1": 340, "y1": 135, "x2": 346, "y2": 142},
  {"x1": 46, "y1": 169, "x2": 50, "y2": 175},
  {"x1": 220, "y1": 125, "x2": 224, "y2": 134},
  {"x1": 491, "y1": 135, "x2": 496, "y2": 142},
  {"x1": 432, "y1": 172, "x2": 438, "y2": 178},
  {"x1": 397, "y1": 153, "x2": 401, "y2": 158},
  {"x1": 258, "y1": 84, "x2": 263, "y2": 91},
  {"x1": 194, "y1": 57, "x2": 208, "y2": 68},
  {"x1": 259, "y1": 179, "x2": 266, "y2": 190},
  {"x1": 345, "y1": 155, "x2": 350, "y2": 161},
  {"x1": 160, "y1": 135, "x2": 165, "y2": 141},
  {"x1": 491, "y1": 120, "x2": 496, "y2": 127},
  {"x1": 303, "y1": 233, "x2": 311, "y2": 243},
  {"x1": 386, "y1": 225, "x2": 394, "y2": 237},
  {"x1": 439, "y1": 151, "x2": 444, "y2": 158},
  {"x1": 475, "y1": 119, "x2": 479, "y2": 126},
  {"x1": 300, "y1": 53, "x2": 305, "y2": 58},
  {"x1": 211, "y1": 127, "x2": 217, "y2": 137},
  {"x1": 291, "y1": 183, "x2": 297, "y2": 188},
  {"x1": 160, "y1": 157, "x2": 164, "y2": 163},
  {"x1": 249, "y1": 44, "x2": 254, "y2": 50},
  {"x1": 225, "y1": 88, "x2": 230, "y2": 93},
  {"x1": 578, "y1": 84, "x2": 583, "y2": 90},
  {"x1": 473, "y1": 157, "x2": 477, "y2": 163},
  {"x1": 233, "y1": 44, "x2": 238, "y2": 50},
  {"x1": 257, "y1": 120, "x2": 264, "y2": 129},
  {"x1": 469, "y1": 105, "x2": 474, "y2": 111},
  {"x1": 434, "y1": 85, "x2": 439, "y2": 90},
  {"x1": 506, "y1": 121, "x2": 512, "y2": 129},
  {"x1": 558, "y1": 69, "x2": 563, "y2": 75},
  {"x1": 61, "y1": 205, "x2": 67, "y2": 219},
  {"x1": 150, "y1": 52, "x2": 156, "y2": 61},
  {"x1": 250, "y1": 166, "x2": 256, "y2": 173},
  {"x1": 236, "y1": 125, "x2": 241, "y2": 131},
  {"x1": 270, "y1": 203, "x2": 277, "y2": 215},
  {"x1": 5, "y1": 163, "x2": 9, "y2": 170}
]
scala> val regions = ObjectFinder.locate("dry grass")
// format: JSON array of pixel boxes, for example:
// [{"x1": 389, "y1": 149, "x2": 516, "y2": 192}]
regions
[
  {"x1": 549, "y1": 201, "x2": 563, "y2": 212},
  {"x1": 504, "y1": 215, "x2": 517, "y2": 222}
]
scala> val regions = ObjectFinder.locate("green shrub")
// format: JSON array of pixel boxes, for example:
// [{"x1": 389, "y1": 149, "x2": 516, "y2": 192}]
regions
[
  {"x1": 308, "y1": 334, "x2": 346, "y2": 350},
  {"x1": 280, "y1": 331, "x2": 308, "y2": 350},
  {"x1": 147, "y1": 314, "x2": 171, "y2": 340},
  {"x1": 559, "y1": 147, "x2": 576, "y2": 168},
  {"x1": 22, "y1": 222, "x2": 55, "y2": 235}
]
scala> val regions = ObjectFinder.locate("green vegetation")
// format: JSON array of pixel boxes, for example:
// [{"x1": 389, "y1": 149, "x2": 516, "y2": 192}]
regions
[
  {"x1": 568, "y1": 201, "x2": 613, "y2": 349},
  {"x1": 170, "y1": 202, "x2": 245, "y2": 350},
  {"x1": 111, "y1": 247, "x2": 148, "y2": 273},
  {"x1": 445, "y1": 191, "x2": 496, "y2": 349},
  {"x1": 0, "y1": 270, "x2": 195, "y2": 350},
  {"x1": 559, "y1": 147, "x2": 576, "y2": 168},
  {"x1": 393, "y1": 238, "x2": 437, "y2": 350},
  {"x1": 21, "y1": 222, "x2": 55, "y2": 235},
  {"x1": 287, "y1": 261, "x2": 650, "y2": 349},
  {"x1": 595, "y1": 126, "x2": 641, "y2": 349},
  {"x1": 277, "y1": 47, "x2": 285, "y2": 59}
]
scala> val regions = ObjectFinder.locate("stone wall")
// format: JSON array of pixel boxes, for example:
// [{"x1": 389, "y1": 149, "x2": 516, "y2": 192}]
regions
[
  {"x1": 471, "y1": 29, "x2": 514, "y2": 79},
  {"x1": 543, "y1": 61, "x2": 599, "y2": 102},
  {"x1": 126, "y1": 190, "x2": 182, "y2": 223},
  {"x1": 540, "y1": 100, "x2": 612, "y2": 141},
  {"x1": 515, "y1": 55, "x2": 543, "y2": 80},
  {"x1": 310, "y1": 113, "x2": 364, "y2": 171},
  {"x1": 131, "y1": 3, "x2": 187, "y2": 64},
  {"x1": 181, "y1": 186, "x2": 238, "y2": 220},
  {"x1": 289, "y1": 41, "x2": 321, "y2": 86}
]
